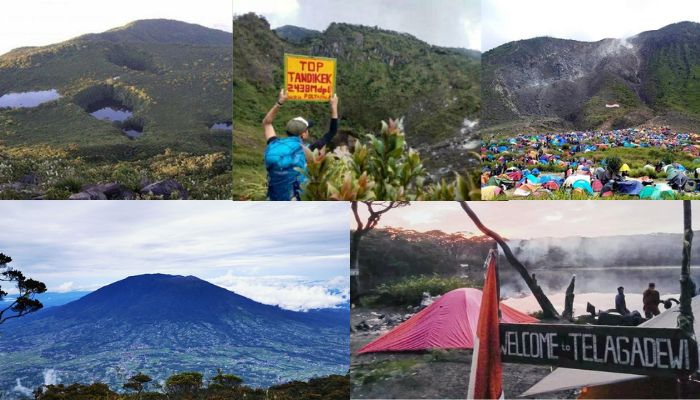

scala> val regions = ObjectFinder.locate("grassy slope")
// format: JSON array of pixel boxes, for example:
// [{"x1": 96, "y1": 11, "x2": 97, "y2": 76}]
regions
[
  {"x1": 645, "y1": 23, "x2": 700, "y2": 114},
  {"x1": 0, "y1": 21, "x2": 232, "y2": 199},
  {"x1": 232, "y1": 13, "x2": 480, "y2": 199}
]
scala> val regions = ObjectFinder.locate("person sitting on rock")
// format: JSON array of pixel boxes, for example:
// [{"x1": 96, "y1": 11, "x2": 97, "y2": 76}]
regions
[
  {"x1": 262, "y1": 89, "x2": 339, "y2": 201},
  {"x1": 615, "y1": 286, "x2": 630, "y2": 315}
]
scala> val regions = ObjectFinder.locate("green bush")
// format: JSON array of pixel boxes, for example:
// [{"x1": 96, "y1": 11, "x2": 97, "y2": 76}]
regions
[
  {"x1": 629, "y1": 168, "x2": 658, "y2": 179},
  {"x1": 373, "y1": 275, "x2": 479, "y2": 307},
  {"x1": 605, "y1": 156, "x2": 622, "y2": 173},
  {"x1": 112, "y1": 164, "x2": 141, "y2": 192},
  {"x1": 52, "y1": 177, "x2": 83, "y2": 193}
]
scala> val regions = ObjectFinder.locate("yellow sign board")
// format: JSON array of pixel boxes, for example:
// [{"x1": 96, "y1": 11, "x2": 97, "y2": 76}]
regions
[{"x1": 284, "y1": 54, "x2": 337, "y2": 102}]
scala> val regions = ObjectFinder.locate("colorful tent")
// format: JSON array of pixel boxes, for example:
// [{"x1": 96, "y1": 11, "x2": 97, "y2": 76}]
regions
[
  {"x1": 356, "y1": 288, "x2": 538, "y2": 354},
  {"x1": 481, "y1": 186, "x2": 503, "y2": 200}
]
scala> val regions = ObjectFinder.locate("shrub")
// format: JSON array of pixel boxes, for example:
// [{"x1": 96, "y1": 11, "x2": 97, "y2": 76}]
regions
[
  {"x1": 373, "y1": 275, "x2": 479, "y2": 307},
  {"x1": 663, "y1": 153, "x2": 674, "y2": 165},
  {"x1": 605, "y1": 156, "x2": 622, "y2": 173},
  {"x1": 52, "y1": 177, "x2": 83, "y2": 193},
  {"x1": 299, "y1": 117, "x2": 480, "y2": 200}
]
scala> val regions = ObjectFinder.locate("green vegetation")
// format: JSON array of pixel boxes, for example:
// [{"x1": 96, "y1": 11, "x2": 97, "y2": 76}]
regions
[
  {"x1": 30, "y1": 371, "x2": 349, "y2": 400},
  {"x1": 352, "y1": 227, "x2": 495, "y2": 298},
  {"x1": 580, "y1": 79, "x2": 650, "y2": 130},
  {"x1": 232, "y1": 13, "x2": 481, "y2": 199},
  {"x1": 646, "y1": 23, "x2": 700, "y2": 114},
  {"x1": 0, "y1": 144, "x2": 231, "y2": 199},
  {"x1": 0, "y1": 252, "x2": 46, "y2": 326},
  {"x1": 359, "y1": 360, "x2": 417, "y2": 385},
  {"x1": 374, "y1": 275, "x2": 479, "y2": 307},
  {"x1": 245, "y1": 117, "x2": 481, "y2": 201},
  {"x1": 0, "y1": 19, "x2": 232, "y2": 199}
]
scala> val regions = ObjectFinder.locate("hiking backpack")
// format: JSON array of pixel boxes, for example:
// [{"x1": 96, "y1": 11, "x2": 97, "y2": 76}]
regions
[{"x1": 264, "y1": 136, "x2": 306, "y2": 201}]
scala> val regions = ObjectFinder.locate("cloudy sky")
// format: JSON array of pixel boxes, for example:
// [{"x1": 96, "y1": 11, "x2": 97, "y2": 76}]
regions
[
  {"x1": 0, "y1": 202, "x2": 349, "y2": 311},
  {"x1": 483, "y1": 0, "x2": 700, "y2": 51},
  {"x1": 234, "y1": 0, "x2": 481, "y2": 50},
  {"x1": 0, "y1": 0, "x2": 232, "y2": 56},
  {"x1": 354, "y1": 201, "x2": 693, "y2": 240}
]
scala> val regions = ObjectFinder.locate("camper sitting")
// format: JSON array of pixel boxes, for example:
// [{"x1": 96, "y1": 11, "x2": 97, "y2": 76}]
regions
[{"x1": 615, "y1": 286, "x2": 630, "y2": 315}]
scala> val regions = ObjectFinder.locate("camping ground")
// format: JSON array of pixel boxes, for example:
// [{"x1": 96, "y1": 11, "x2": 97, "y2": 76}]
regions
[
  {"x1": 350, "y1": 306, "x2": 574, "y2": 399},
  {"x1": 481, "y1": 127, "x2": 700, "y2": 200}
]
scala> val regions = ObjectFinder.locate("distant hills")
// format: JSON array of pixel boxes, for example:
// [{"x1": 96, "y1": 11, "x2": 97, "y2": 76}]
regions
[
  {"x1": 0, "y1": 274, "x2": 348, "y2": 397},
  {"x1": 482, "y1": 21, "x2": 700, "y2": 135},
  {"x1": 233, "y1": 13, "x2": 481, "y2": 197},
  {"x1": 0, "y1": 19, "x2": 232, "y2": 156},
  {"x1": 0, "y1": 19, "x2": 232, "y2": 199},
  {"x1": 75, "y1": 19, "x2": 233, "y2": 46},
  {"x1": 273, "y1": 25, "x2": 321, "y2": 42}
]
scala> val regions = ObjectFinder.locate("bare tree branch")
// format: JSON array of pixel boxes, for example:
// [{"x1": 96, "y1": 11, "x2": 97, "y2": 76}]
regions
[{"x1": 458, "y1": 201, "x2": 560, "y2": 319}]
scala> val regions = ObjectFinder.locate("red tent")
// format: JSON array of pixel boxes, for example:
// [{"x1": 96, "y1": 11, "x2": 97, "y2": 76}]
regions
[{"x1": 356, "y1": 288, "x2": 538, "y2": 354}]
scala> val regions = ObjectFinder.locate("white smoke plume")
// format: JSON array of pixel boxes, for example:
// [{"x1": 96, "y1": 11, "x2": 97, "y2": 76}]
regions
[
  {"x1": 13, "y1": 379, "x2": 33, "y2": 397},
  {"x1": 43, "y1": 369, "x2": 59, "y2": 386}
]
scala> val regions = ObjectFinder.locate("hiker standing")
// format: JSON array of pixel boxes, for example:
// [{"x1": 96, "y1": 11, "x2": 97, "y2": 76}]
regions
[
  {"x1": 615, "y1": 286, "x2": 630, "y2": 315},
  {"x1": 642, "y1": 283, "x2": 661, "y2": 318},
  {"x1": 262, "y1": 90, "x2": 339, "y2": 201}
]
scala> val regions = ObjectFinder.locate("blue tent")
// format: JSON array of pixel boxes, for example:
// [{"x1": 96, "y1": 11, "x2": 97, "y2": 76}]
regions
[
  {"x1": 498, "y1": 146, "x2": 507, "y2": 153},
  {"x1": 572, "y1": 180, "x2": 594, "y2": 195},
  {"x1": 538, "y1": 175, "x2": 553, "y2": 184},
  {"x1": 618, "y1": 180, "x2": 644, "y2": 196},
  {"x1": 531, "y1": 168, "x2": 541, "y2": 176}
]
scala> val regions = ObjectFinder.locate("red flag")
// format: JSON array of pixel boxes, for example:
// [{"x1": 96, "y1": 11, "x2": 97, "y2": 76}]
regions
[{"x1": 467, "y1": 249, "x2": 504, "y2": 399}]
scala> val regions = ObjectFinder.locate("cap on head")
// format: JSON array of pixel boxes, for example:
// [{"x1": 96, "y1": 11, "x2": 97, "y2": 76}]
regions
[
  {"x1": 286, "y1": 117, "x2": 315, "y2": 136},
  {"x1": 618, "y1": 286, "x2": 624, "y2": 292},
  {"x1": 649, "y1": 283, "x2": 655, "y2": 288}
]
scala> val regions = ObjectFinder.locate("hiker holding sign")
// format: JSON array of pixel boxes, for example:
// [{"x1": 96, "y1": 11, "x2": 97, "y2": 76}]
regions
[{"x1": 262, "y1": 89, "x2": 339, "y2": 201}]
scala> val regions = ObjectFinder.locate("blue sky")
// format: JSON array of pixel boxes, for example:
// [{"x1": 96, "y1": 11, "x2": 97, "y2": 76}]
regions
[{"x1": 0, "y1": 202, "x2": 349, "y2": 311}]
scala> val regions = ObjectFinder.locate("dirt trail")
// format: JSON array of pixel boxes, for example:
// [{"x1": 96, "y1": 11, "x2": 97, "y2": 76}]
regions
[{"x1": 350, "y1": 307, "x2": 576, "y2": 399}]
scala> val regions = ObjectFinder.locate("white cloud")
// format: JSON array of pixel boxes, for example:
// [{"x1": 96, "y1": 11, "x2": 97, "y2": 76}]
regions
[
  {"x1": 544, "y1": 215, "x2": 562, "y2": 222},
  {"x1": 0, "y1": 202, "x2": 348, "y2": 293},
  {"x1": 208, "y1": 271, "x2": 349, "y2": 312},
  {"x1": 483, "y1": 0, "x2": 700, "y2": 51},
  {"x1": 233, "y1": 0, "x2": 299, "y2": 20},
  {"x1": 54, "y1": 282, "x2": 74, "y2": 293},
  {"x1": 0, "y1": 0, "x2": 233, "y2": 56}
]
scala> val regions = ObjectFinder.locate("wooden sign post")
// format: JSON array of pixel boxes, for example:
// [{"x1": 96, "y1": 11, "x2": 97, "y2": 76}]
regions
[
  {"x1": 284, "y1": 54, "x2": 337, "y2": 102},
  {"x1": 499, "y1": 323, "x2": 698, "y2": 378}
]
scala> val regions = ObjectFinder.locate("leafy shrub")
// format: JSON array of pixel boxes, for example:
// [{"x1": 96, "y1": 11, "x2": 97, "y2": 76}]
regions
[
  {"x1": 663, "y1": 153, "x2": 674, "y2": 165},
  {"x1": 373, "y1": 275, "x2": 479, "y2": 307},
  {"x1": 112, "y1": 164, "x2": 141, "y2": 192},
  {"x1": 52, "y1": 177, "x2": 83, "y2": 193},
  {"x1": 605, "y1": 156, "x2": 622, "y2": 173},
  {"x1": 299, "y1": 118, "x2": 480, "y2": 200}
]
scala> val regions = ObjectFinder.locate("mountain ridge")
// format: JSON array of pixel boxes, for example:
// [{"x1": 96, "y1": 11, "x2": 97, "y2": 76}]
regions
[
  {"x1": 233, "y1": 13, "x2": 481, "y2": 197},
  {"x1": 0, "y1": 273, "x2": 348, "y2": 396},
  {"x1": 482, "y1": 21, "x2": 700, "y2": 135}
]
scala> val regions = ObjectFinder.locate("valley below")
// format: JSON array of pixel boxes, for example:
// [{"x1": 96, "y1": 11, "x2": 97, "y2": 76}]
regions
[{"x1": 0, "y1": 274, "x2": 349, "y2": 398}]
